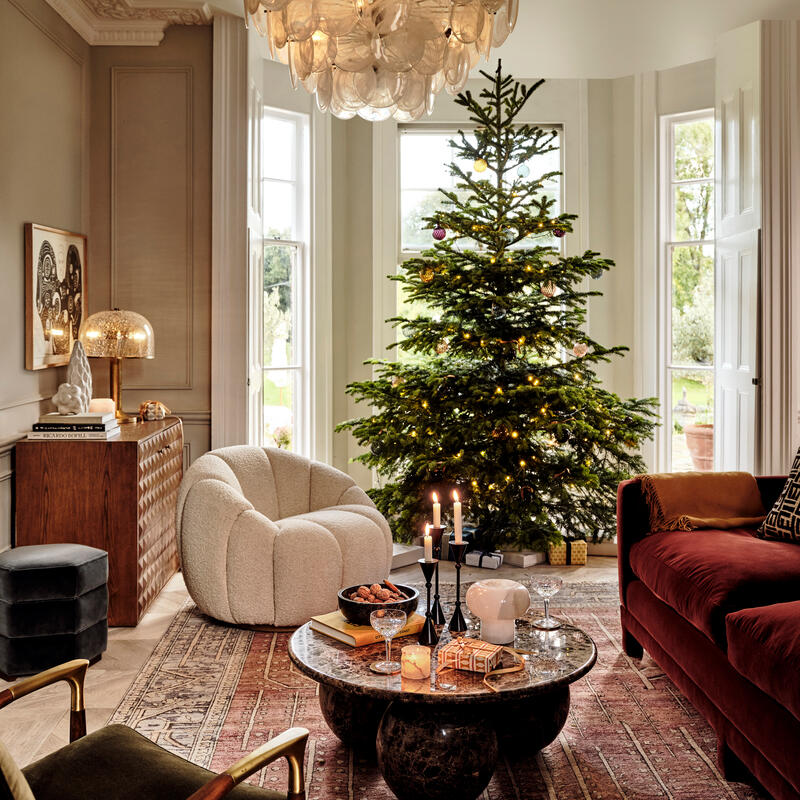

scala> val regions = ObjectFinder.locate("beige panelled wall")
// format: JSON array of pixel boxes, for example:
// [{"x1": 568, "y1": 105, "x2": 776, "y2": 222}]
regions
[
  {"x1": 0, "y1": 0, "x2": 90, "y2": 550},
  {"x1": 90, "y1": 26, "x2": 212, "y2": 466}
]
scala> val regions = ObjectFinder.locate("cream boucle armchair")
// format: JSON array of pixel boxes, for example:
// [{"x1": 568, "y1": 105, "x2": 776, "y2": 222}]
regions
[{"x1": 176, "y1": 446, "x2": 393, "y2": 626}]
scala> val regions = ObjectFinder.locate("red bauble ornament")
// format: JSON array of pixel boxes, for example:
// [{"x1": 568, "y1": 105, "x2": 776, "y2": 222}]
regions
[{"x1": 432, "y1": 226, "x2": 446, "y2": 241}]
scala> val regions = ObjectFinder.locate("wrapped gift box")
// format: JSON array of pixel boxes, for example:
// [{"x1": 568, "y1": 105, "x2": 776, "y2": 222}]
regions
[
  {"x1": 568, "y1": 539, "x2": 588, "y2": 565},
  {"x1": 547, "y1": 539, "x2": 587, "y2": 565},
  {"x1": 548, "y1": 541, "x2": 567, "y2": 565},
  {"x1": 437, "y1": 637, "x2": 503, "y2": 674},
  {"x1": 465, "y1": 550, "x2": 503, "y2": 569}
]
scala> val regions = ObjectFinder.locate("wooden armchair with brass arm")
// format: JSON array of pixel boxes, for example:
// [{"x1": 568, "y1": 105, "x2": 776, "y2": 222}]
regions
[{"x1": 0, "y1": 659, "x2": 308, "y2": 800}]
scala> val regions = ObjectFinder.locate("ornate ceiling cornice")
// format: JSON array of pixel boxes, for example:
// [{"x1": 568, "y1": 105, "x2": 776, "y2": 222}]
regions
[{"x1": 45, "y1": 0, "x2": 212, "y2": 45}]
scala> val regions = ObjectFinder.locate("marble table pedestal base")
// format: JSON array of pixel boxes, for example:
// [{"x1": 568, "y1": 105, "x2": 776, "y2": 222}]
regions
[
  {"x1": 377, "y1": 702, "x2": 498, "y2": 800},
  {"x1": 320, "y1": 684, "x2": 571, "y2": 800},
  {"x1": 318, "y1": 684, "x2": 388, "y2": 753}
]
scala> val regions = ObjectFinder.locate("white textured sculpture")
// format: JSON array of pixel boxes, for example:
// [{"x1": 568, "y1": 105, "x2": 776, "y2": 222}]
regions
[
  {"x1": 52, "y1": 383, "x2": 87, "y2": 415},
  {"x1": 66, "y1": 341, "x2": 92, "y2": 412}
]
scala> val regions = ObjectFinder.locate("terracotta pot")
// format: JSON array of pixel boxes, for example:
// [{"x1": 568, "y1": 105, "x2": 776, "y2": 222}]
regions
[{"x1": 684, "y1": 423, "x2": 714, "y2": 471}]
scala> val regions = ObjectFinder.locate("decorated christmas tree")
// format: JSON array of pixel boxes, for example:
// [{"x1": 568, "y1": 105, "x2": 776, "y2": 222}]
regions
[{"x1": 337, "y1": 64, "x2": 657, "y2": 552}]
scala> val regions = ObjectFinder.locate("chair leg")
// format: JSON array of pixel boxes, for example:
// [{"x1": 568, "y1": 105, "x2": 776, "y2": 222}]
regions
[{"x1": 621, "y1": 626, "x2": 644, "y2": 659}]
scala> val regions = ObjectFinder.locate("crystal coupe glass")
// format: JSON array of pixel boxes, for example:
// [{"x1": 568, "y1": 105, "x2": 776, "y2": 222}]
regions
[
  {"x1": 369, "y1": 609, "x2": 407, "y2": 674},
  {"x1": 530, "y1": 576, "x2": 563, "y2": 630}
]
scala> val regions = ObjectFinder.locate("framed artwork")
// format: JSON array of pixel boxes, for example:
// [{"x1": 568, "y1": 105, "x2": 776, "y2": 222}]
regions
[{"x1": 25, "y1": 223, "x2": 88, "y2": 370}]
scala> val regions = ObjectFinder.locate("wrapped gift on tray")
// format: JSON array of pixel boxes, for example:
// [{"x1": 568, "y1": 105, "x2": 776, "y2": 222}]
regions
[
  {"x1": 437, "y1": 637, "x2": 503, "y2": 674},
  {"x1": 465, "y1": 550, "x2": 503, "y2": 569}
]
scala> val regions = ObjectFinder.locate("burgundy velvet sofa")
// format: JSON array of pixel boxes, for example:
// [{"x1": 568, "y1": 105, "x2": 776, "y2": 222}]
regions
[{"x1": 617, "y1": 475, "x2": 800, "y2": 800}]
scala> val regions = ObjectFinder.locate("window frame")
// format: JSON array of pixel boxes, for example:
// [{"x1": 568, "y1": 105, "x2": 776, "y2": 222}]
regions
[
  {"x1": 256, "y1": 105, "x2": 312, "y2": 457},
  {"x1": 396, "y1": 123, "x2": 565, "y2": 264},
  {"x1": 658, "y1": 108, "x2": 716, "y2": 472}
]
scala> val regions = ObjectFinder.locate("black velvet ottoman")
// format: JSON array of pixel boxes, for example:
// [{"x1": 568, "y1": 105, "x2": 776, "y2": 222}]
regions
[{"x1": 0, "y1": 544, "x2": 108, "y2": 679}]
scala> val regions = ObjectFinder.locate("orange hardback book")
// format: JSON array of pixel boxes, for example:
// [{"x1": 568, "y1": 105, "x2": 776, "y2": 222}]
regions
[{"x1": 309, "y1": 611, "x2": 425, "y2": 647}]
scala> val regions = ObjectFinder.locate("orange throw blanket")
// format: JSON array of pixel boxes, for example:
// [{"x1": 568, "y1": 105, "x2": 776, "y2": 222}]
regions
[{"x1": 639, "y1": 472, "x2": 767, "y2": 532}]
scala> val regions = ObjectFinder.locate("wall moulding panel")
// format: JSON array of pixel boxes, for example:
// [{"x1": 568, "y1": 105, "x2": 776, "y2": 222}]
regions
[{"x1": 110, "y1": 65, "x2": 194, "y2": 391}]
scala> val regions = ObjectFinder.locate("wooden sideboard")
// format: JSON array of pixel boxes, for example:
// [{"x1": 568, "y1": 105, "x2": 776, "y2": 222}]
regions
[{"x1": 15, "y1": 418, "x2": 183, "y2": 626}]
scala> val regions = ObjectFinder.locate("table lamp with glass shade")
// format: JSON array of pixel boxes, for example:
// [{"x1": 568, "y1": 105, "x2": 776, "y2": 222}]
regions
[{"x1": 79, "y1": 309, "x2": 154, "y2": 423}]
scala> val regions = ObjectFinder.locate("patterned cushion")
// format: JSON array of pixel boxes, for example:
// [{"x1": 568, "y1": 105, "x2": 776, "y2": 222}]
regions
[{"x1": 758, "y1": 447, "x2": 800, "y2": 542}]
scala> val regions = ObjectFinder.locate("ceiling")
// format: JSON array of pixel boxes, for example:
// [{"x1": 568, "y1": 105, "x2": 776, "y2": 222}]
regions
[{"x1": 48, "y1": 0, "x2": 800, "y2": 75}]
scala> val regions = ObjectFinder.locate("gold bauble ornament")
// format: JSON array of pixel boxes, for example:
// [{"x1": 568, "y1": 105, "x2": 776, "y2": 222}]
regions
[
  {"x1": 474, "y1": 158, "x2": 488, "y2": 173},
  {"x1": 436, "y1": 340, "x2": 449, "y2": 354},
  {"x1": 391, "y1": 375, "x2": 405, "y2": 387},
  {"x1": 420, "y1": 267, "x2": 435, "y2": 283}
]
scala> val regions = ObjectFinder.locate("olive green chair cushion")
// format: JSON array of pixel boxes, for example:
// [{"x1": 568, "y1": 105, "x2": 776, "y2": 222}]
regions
[{"x1": 23, "y1": 725, "x2": 286, "y2": 800}]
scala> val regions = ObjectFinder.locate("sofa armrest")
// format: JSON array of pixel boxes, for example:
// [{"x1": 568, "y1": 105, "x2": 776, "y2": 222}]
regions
[
  {"x1": 617, "y1": 474, "x2": 789, "y2": 609},
  {"x1": 617, "y1": 479, "x2": 650, "y2": 607}
]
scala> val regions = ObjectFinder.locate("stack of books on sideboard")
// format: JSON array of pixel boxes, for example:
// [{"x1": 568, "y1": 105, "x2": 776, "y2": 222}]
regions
[{"x1": 28, "y1": 411, "x2": 120, "y2": 440}]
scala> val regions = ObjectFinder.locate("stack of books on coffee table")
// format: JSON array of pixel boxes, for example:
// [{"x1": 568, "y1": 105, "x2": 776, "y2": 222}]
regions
[
  {"x1": 310, "y1": 611, "x2": 425, "y2": 647},
  {"x1": 28, "y1": 412, "x2": 121, "y2": 440}
]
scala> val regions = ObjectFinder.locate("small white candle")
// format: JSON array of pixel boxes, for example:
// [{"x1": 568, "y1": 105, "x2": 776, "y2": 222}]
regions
[
  {"x1": 452, "y1": 490, "x2": 462, "y2": 544},
  {"x1": 432, "y1": 492, "x2": 441, "y2": 527},
  {"x1": 423, "y1": 524, "x2": 433, "y2": 562},
  {"x1": 401, "y1": 645, "x2": 431, "y2": 680},
  {"x1": 89, "y1": 398, "x2": 115, "y2": 415}
]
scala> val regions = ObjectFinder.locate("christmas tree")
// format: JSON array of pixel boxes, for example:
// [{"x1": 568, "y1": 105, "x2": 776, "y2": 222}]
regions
[{"x1": 337, "y1": 64, "x2": 657, "y2": 551}]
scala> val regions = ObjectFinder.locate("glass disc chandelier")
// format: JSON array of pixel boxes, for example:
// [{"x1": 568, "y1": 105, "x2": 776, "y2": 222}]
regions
[{"x1": 244, "y1": 0, "x2": 518, "y2": 121}]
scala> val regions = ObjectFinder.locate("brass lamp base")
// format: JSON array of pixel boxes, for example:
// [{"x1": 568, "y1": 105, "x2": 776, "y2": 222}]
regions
[{"x1": 110, "y1": 358, "x2": 140, "y2": 424}]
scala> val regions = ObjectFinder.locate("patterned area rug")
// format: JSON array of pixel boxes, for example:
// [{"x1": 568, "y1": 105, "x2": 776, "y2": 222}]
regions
[{"x1": 109, "y1": 582, "x2": 766, "y2": 799}]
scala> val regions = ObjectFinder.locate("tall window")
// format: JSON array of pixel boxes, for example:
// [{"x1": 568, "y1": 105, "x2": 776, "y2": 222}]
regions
[
  {"x1": 259, "y1": 108, "x2": 310, "y2": 453},
  {"x1": 661, "y1": 112, "x2": 715, "y2": 471},
  {"x1": 398, "y1": 126, "x2": 562, "y2": 346}
]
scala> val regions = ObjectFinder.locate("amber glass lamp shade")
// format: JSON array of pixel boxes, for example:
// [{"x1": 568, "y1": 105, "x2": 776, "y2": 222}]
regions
[{"x1": 79, "y1": 309, "x2": 155, "y2": 423}]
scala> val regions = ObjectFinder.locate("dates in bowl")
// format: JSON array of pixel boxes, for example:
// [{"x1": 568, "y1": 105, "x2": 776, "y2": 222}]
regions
[{"x1": 337, "y1": 581, "x2": 419, "y2": 626}]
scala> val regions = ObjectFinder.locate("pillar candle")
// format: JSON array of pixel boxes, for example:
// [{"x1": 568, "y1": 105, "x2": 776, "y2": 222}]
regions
[
  {"x1": 453, "y1": 490, "x2": 462, "y2": 544},
  {"x1": 89, "y1": 398, "x2": 116, "y2": 415},
  {"x1": 401, "y1": 645, "x2": 431, "y2": 680},
  {"x1": 432, "y1": 492, "x2": 441, "y2": 527},
  {"x1": 423, "y1": 524, "x2": 433, "y2": 562}
]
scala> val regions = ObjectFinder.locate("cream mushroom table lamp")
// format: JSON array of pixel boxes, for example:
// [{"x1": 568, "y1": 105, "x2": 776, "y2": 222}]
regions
[{"x1": 79, "y1": 308, "x2": 154, "y2": 423}]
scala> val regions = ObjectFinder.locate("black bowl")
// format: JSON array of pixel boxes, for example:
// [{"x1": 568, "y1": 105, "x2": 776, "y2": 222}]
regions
[{"x1": 337, "y1": 583, "x2": 419, "y2": 626}]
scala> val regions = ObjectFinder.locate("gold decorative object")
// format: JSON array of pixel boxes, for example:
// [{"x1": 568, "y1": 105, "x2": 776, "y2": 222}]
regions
[
  {"x1": 244, "y1": 0, "x2": 519, "y2": 121},
  {"x1": 138, "y1": 400, "x2": 171, "y2": 421},
  {"x1": 79, "y1": 308, "x2": 154, "y2": 424}
]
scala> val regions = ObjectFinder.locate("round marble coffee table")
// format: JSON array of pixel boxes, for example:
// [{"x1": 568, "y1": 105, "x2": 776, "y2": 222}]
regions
[{"x1": 288, "y1": 621, "x2": 596, "y2": 800}]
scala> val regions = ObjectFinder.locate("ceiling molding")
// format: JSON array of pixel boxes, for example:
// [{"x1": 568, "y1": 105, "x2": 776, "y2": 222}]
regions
[{"x1": 44, "y1": 0, "x2": 212, "y2": 46}]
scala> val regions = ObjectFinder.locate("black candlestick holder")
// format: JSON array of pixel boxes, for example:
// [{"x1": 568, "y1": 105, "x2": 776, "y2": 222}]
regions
[
  {"x1": 447, "y1": 541, "x2": 468, "y2": 633},
  {"x1": 417, "y1": 558, "x2": 439, "y2": 646},
  {"x1": 429, "y1": 525, "x2": 446, "y2": 625}
]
